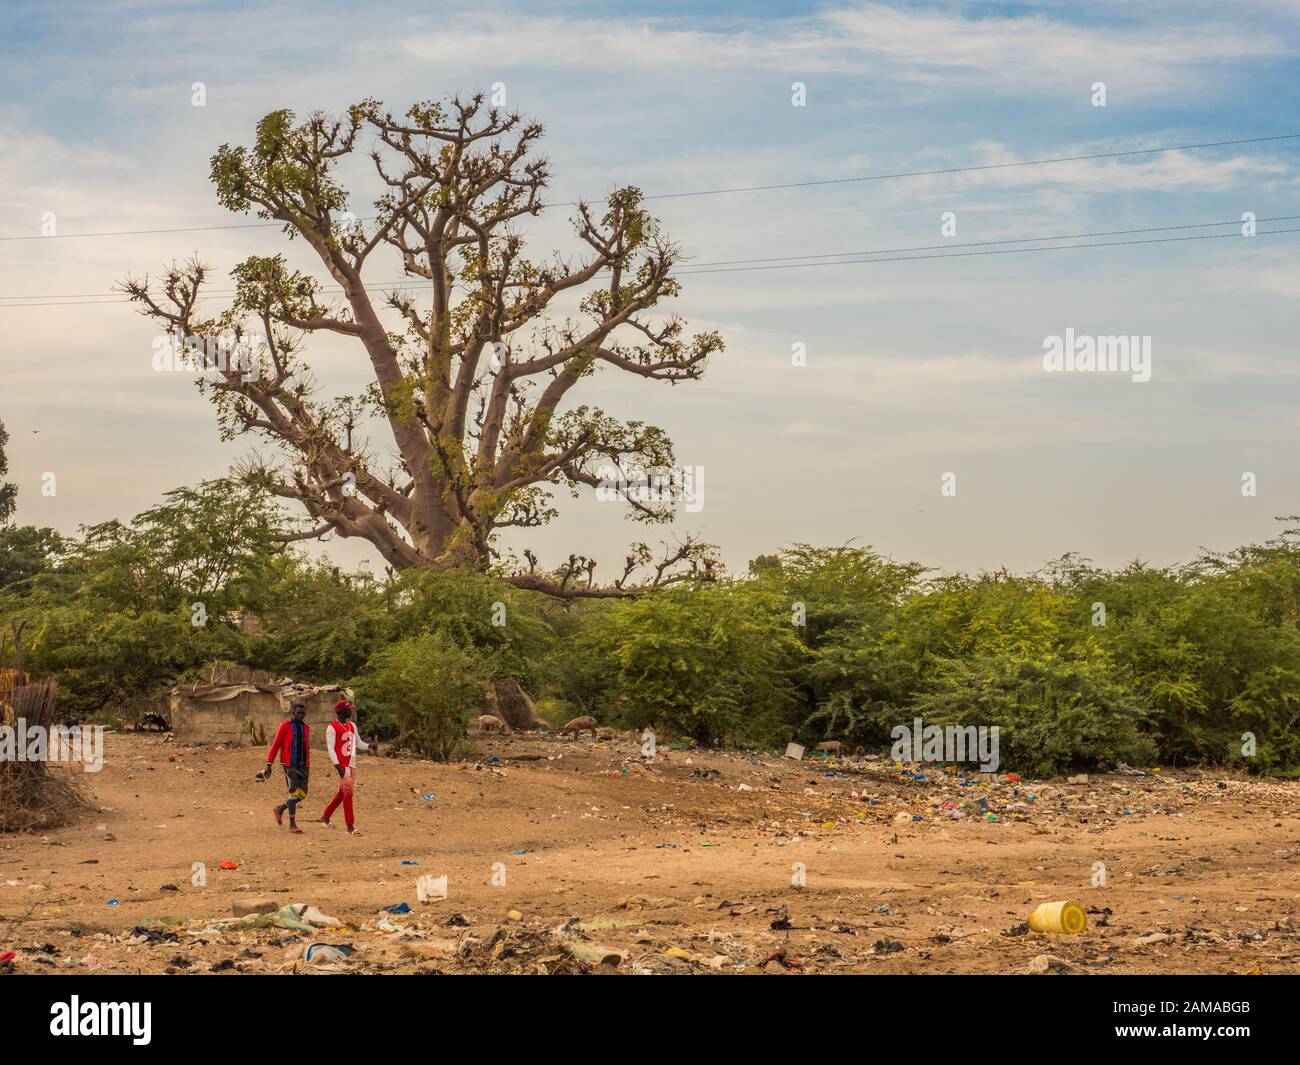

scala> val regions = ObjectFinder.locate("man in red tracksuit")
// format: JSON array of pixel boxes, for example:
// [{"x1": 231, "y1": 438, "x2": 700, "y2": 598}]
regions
[
  {"x1": 319, "y1": 699, "x2": 370, "y2": 835},
  {"x1": 256, "y1": 702, "x2": 311, "y2": 833}
]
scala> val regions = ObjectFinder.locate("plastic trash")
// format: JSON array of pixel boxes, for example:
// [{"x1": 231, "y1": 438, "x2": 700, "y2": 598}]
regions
[
  {"x1": 231, "y1": 899, "x2": 278, "y2": 917},
  {"x1": 416, "y1": 875, "x2": 448, "y2": 903},
  {"x1": 382, "y1": 902, "x2": 411, "y2": 914},
  {"x1": 304, "y1": 943, "x2": 353, "y2": 963},
  {"x1": 1029, "y1": 900, "x2": 1087, "y2": 934}
]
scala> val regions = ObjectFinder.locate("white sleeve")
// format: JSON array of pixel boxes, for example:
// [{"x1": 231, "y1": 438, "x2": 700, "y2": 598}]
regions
[
  {"x1": 354, "y1": 727, "x2": 370, "y2": 752},
  {"x1": 326, "y1": 721, "x2": 340, "y2": 766}
]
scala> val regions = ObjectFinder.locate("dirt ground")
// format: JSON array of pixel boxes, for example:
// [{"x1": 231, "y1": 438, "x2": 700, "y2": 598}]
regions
[{"x1": 1, "y1": 730, "x2": 1297, "y2": 975}]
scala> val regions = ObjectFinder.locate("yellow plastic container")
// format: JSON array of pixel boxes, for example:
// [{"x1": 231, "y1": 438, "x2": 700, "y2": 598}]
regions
[{"x1": 1028, "y1": 900, "x2": 1087, "y2": 934}]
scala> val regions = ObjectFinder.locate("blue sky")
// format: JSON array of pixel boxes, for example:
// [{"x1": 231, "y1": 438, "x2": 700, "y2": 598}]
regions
[{"x1": 2, "y1": 1, "x2": 1298, "y2": 580}]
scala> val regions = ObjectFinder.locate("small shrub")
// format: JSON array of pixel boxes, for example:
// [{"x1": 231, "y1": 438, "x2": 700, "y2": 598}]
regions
[{"x1": 357, "y1": 631, "x2": 488, "y2": 761}]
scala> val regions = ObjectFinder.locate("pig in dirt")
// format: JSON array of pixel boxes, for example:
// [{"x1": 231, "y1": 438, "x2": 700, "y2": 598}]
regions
[
  {"x1": 479, "y1": 715, "x2": 512, "y2": 734},
  {"x1": 561, "y1": 716, "x2": 598, "y2": 739},
  {"x1": 814, "y1": 740, "x2": 843, "y2": 754}
]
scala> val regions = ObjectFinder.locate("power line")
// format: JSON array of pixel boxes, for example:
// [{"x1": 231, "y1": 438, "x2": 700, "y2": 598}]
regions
[
  {"x1": 2, "y1": 215, "x2": 1291, "y2": 301},
  {"x1": 635, "y1": 134, "x2": 1300, "y2": 201},
  {"x1": 2, "y1": 221, "x2": 1294, "y2": 308},
  {"x1": 680, "y1": 215, "x2": 1300, "y2": 269},
  {"x1": 675, "y1": 225, "x2": 1300, "y2": 275},
  {"x1": 1, "y1": 132, "x2": 1296, "y2": 243}
]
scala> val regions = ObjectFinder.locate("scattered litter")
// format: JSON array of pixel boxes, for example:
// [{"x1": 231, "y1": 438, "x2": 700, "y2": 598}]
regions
[
  {"x1": 1024, "y1": 953, "x2": 1073, "y2": 975},
  {"x1": 129, "y1": 926, "x2": 180, "y2": 944},
  {"x1": 416, "y1": 875, "x2": 448, "y2": 903},
  {"x1": 304, "y1": 943, "x2": 354, "y2": 964},
  {"x1": 1028, "y1": 901, "x2": 1087, "y2": 935},
  {"x1": 231, "y1": 899, "x2": 278, "y2": 918},
  {"x1": 759, "y1": 949, "x2": 802, "y2": 970}
]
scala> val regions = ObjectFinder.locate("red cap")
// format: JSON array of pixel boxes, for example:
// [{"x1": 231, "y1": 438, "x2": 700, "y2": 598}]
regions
[{"x1": 334, "y1": 699, "x2": 354, "y2": 713}]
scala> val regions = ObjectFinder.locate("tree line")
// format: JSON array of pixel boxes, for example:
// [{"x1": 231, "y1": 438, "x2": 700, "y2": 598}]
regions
[{"x1": 2, "y1": 477, "x2": 1297, "y2": 775}]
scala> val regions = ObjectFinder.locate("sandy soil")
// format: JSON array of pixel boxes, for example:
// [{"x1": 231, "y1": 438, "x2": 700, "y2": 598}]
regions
[{"x1": 1, "y1": 731, "x2": 1297, "y2": 974}]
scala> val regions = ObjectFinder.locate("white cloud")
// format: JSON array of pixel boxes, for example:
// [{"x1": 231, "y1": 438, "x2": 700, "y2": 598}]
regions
[
  {"x1": 824, "y1": 4, "x2": 1289, "y2": 92},
  {"x1": 402, "y1": 4, "x2": 1296, "y2": 101}
]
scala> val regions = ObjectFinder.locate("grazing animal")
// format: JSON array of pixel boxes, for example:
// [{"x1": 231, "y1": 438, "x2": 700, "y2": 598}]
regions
[
  {"x1": 137, "y1": 713, "x2": 170, "y2": 733},
  {"x1": 814, "y1": 740, "x2": 843, "y2": 755},
  {"x1": 561, "y1": 715, "x2": 598, "y2": 738},
  {"x1": 479, "y1": 715, "x2": 511, "y2": 734}
]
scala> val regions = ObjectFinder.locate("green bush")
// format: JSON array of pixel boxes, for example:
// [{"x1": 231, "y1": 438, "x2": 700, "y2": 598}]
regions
[
  {"x1": 356, "y1": 631, "x2": 489, "y2": 761},
  {"x1": 906, "y1": 655, "x2": 1154, "y2": 776}
]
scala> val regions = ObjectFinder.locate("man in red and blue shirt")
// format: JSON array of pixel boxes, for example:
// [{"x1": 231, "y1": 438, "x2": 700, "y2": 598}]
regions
[
  {"x1": 256, "y1": 702, "x2": 311, "y2": 833},
  {"x1": 320, "y1": 699, "x2": 370, "y2": 835}
]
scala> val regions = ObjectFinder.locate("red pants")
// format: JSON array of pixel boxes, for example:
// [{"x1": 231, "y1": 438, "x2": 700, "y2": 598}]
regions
[{"x1": 323, "y1": 766, "x2": 356, "y2": 827}]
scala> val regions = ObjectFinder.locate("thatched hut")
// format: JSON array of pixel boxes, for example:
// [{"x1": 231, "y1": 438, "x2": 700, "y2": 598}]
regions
[{"x1": 169, "y1": 666, "x2": 346, "y2": 746}]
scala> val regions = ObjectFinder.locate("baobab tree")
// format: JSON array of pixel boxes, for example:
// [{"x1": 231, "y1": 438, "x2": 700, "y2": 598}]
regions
[{"x1": 123, "y1": 95, "x2": 722, "y2": 598}]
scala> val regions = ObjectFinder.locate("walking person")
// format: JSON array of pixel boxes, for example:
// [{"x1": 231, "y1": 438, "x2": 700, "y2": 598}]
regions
[
  {"x1": 257, "y1": 701, "x2": 311, "y2": 833},
  {"x1": 319, "y1": 699, "x2": 370, "y2": 835}
]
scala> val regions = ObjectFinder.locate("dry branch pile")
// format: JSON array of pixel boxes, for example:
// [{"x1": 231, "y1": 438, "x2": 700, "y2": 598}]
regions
[
  {"x1": 0, "y1": 679, "x2": 90, "y2": 833},
  {"x1": 487, "y1": 678, "x2": 541, "y2": 731}
]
